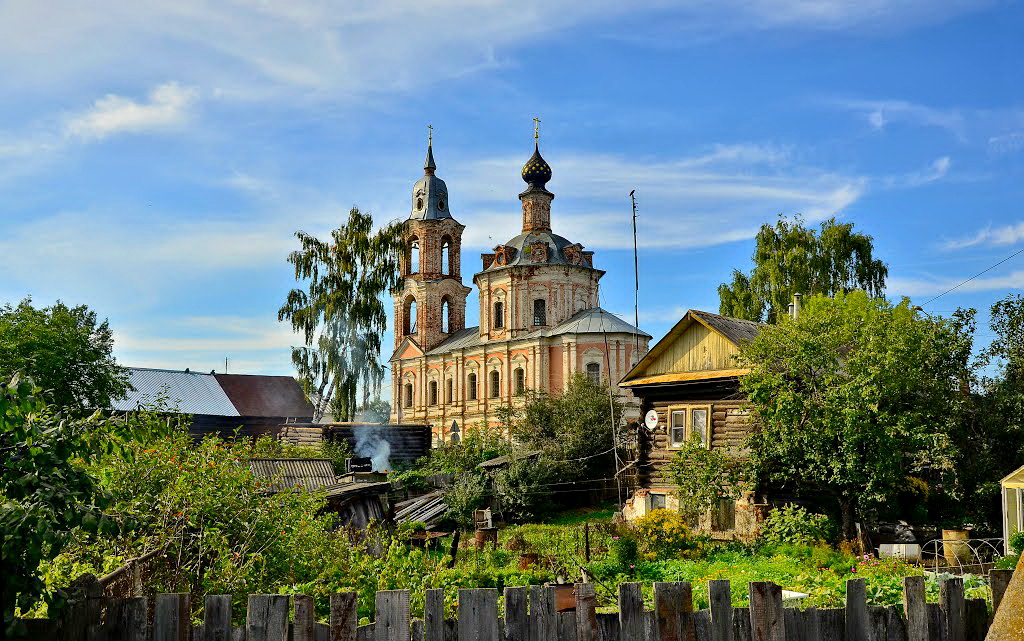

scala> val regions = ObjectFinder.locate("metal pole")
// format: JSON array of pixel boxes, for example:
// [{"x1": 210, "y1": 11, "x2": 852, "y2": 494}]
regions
[{"x1": 630, "y1": 190, "x2": 640, "y2": 353}]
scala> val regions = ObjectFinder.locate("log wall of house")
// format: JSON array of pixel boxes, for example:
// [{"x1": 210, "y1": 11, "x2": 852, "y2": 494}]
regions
[{"x1": 640, "y1": 399, "x2": 753, "y2": 488}]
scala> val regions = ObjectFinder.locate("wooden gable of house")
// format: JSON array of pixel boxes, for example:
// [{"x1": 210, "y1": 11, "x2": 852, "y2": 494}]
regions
[{"x1": 620, "y1": 310, "x2": 756, "y2": 386}]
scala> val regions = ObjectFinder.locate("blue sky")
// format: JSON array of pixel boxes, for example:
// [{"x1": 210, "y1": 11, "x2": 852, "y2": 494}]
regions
[{"x1": 1, "y1": 1, "x2": 1022, "y2": 386}]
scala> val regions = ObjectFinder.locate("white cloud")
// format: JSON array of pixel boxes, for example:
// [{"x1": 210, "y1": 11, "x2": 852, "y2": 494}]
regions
[
  {"x1": 449, "y1": 144, "x2": 866, "y2": 250},
  {"x1": 64, "y1": 82, "x2": 199, "y2": 140},
  {"x1": 882, "y1": 155, "x2": 952, "y2": 188},
  {"x1": 943, "y1": 221, "x2": 1024, "y2": 250},
  {"x1": 889, "y1": 270, "x2": 1024, "y2": 297},
  {"x1": 830, "y1": 98, "x2": 967, "y2": 139}
]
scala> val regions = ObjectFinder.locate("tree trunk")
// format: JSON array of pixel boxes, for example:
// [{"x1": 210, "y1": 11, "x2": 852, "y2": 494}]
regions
[{"x1": 839, "y1": 495, "x2": 857, "y2": 542}]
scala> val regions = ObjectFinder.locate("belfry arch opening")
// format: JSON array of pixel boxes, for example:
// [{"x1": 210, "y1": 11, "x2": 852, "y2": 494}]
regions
[
  {"x1": 441, "y1": 236, "x2": 453, "y2": 275},
  {"x1": 441, "y1": 296, "x2": 451, "y2": 334},
  {"x1": 403, "y1": 295, "x2": 417, "y2": 335},
  {"x1": 408, "y1": 237, "x2": 420, "y2": 275}
]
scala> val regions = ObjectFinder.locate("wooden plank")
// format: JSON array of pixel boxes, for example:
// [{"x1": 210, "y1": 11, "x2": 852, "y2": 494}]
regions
[
  {"x1": 870, "y1": 606, "x2": 889, "y2": 641},
  {"x1": 783, "y1": 609, "x2": 802, "y2": 641},
  {"x1": 885, "y1": 607, "x2": 907, "y2": 641},
  {"x1": 203, "y1": 596, "x2": 233, "y2": 641},
  {"x1": 318, "y1": 624, "x2": 332, "y2": 641},
  {"x1": 940, "y1": 578, "x2": 965, "y2": 641},
  {"x1": 596, "y1": 614, "x2": 620, "y2": 641},
  {"x1": 531, "y1": 585, "x2": 557, "y2": 641},
  {"x1": 731, "y1": 608, "x2": 751, "y2": 641},
  {"x1": 902, "y1": 576, "x2": 927, "y2": 641},
  {"x1": 963, "y1": 599, "x2": 987, "y2": 641},
  {"x1": 802, "y1": 607, "x2": 823, "y2": 641},
  {"x1": 845, "y1": 579, "x2": 869, "y2": 641},
  {"x1": 747, "y1": 582, "x2": 784, "y2": 641},
  {"x1": 558, "y1": 612, "x2": 577, "y2": 641},
  {"x1": 231, "y1": 627, "x2": 246, "y2": 641},
  {"x1": 654, "y1": 582, "x2": 692, "y2": 641},
  {"x1": 246, "y1": 595, "x2": 289, "y2": 641},
  {"x1": 926, "y1": 604, "x2": 943, "y2": 641},
  {"x1": 691, "y1": 612, "x2": 711, "y2": 641},
  {"x1": 358, "y1": 624, "x2": 377, "y2": 641},
  {"x1": 990, "y1": 569, "x2": 1013, "y2": 614},
  {"x1": 618, "y1": 583, "x2": 645, "y2": 641},
  {"x1": 154, "y1": 593, "x2": 191, "y2": 641},
  {"x1": 504, "y1": 587, "x2": 528, "y2": 641},
  {"x1": 444, "y1": 619, "x2": 458, "y2": 641},
  {"x1": 425, "y1": 590, "x2": 445, "y2": 641},
  {"x1": 458, "y1": 589, "x2": 500, "y2": 641},
  {"x1": 332, "y1": 593, "x2": 359, "y2": 641},
  {"x1": 644, "y1": 612, "x2": 656, "y2": 641},
  {"x1": 376, "y1": 590, "x2": 412, "y2": 641},
  {"x1": 105, "y1": 597, "x2": 148, "y2": 641},
  {"x1": 575, "y1": 584, "x2": 597, "y2": 641},
  {"x1": 295, "y1": 595, "x2": 317, "y2": 641},
  {"x1": 708, "y1": 581, "x2": 733, "y2": 641},
  {"x1": 816, "y1": 609, "x2": 844, "y2": 641},
  {"x1": 412, "y1": 620, "x2": 425, "y2": 641}
]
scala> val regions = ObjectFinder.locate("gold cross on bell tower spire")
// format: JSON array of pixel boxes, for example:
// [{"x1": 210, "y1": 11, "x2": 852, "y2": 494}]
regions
[
  {"x1": 427, "y1": 124, "x2": 433, "y2": 145},
  {"x1": 533, "y1": 117, "x2": 540, "y2": 143}
]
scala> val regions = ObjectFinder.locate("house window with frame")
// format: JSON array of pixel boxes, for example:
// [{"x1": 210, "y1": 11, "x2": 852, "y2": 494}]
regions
[
  {"x1": 429, "y1": 381, "x2": 438, "y2": 405},
  {"x1": 467, "y1": 373, "x2": 478, "y2": 401},
  {"x1": 493, "y1": 301, "x2": 504, "y2": 329},
  {"x1": 489, "y1": 370, "x2": 501, "y2": 398},
  {"x1": 514, "y1": 367, "x2": 526, "y2": 395},
  {"x1": 586, "y1": 362, "x2": 601, "y2": 384},
  {"x1": 668, "y1": 404, "x2": 712, "y2": 448},
  {"x1": 650, "y1": 493, "x2": 667, "y2": 510},
  {"x1": 533, "y1": 299, "x2": 546, "y2": 326},
  {"x1": 403, "y1": 383, "x2": 414, "y2": 408}
]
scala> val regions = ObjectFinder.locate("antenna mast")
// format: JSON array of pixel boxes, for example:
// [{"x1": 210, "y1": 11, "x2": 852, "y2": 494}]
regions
[{"x1": 630, "y1": 190, "x2": 640, "y2": 353}]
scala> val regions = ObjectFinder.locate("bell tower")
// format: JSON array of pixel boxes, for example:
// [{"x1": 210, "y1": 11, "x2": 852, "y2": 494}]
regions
[{"x1": 394, "y1": 133, "x2": 472, "y2": 353}]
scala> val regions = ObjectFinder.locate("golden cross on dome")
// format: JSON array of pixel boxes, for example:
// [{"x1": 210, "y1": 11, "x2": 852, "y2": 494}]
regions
[
  {"x1": 533, "y1": 117, "x2": 540, "y2": 142},
  {"x1": 427, "y1": 124, "x2": 433, "y2": 145}
]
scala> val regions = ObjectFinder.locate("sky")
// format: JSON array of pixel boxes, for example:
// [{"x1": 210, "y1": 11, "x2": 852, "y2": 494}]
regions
[{"x1": 1, "y1": 0, "x2": 1022, "y2": 389}]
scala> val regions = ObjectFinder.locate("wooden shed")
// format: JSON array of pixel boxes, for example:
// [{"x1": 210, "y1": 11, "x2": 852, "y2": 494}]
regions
[{"x1": 618, "y1": 309, "x2": 765, "y2": 539}]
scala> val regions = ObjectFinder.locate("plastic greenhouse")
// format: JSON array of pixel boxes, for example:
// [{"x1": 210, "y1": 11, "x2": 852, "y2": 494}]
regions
[{"x1": 1002, "y1": 464, "x2": 1024, "y2": 554}]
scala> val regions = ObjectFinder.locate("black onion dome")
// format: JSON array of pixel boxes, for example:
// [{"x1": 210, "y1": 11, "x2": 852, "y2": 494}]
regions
[{"x1": 521, "y1": 144, "x2": 552, "y2": 189}]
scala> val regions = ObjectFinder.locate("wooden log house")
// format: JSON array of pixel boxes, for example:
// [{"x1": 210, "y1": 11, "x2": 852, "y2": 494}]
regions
[{"x1": 618, "y1": 309, "x2": 765, "y2": 540}]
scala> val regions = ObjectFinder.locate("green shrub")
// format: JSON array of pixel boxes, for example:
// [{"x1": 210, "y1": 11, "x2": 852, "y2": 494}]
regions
[
  {"x1": 760, "y1": 504, "x2": 835, "y2": 546},
  {"x1": 609, "y1": 532, "x2": 639, "y2": 572},
  {"x1": 1009, "y1": 530, "x2": 1024, "y2": 555},
  {"x1": 632, "y1": 509, "x2": 694, "y2": 560}
]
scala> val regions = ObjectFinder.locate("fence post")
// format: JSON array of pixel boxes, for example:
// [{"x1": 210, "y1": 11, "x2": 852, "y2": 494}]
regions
[
  {"x1": 747, "y1": 582, "x2": 784, "y2": 641},
  {"x1": 294, "y1": 595, "x2": 317, "y2": 641},
  {"x1": 247, "y1": 595, "x2": 290, "y2": 641},
  {"x1": 202, "y1": 595, "x2": 232, "y2": 641},
  {"x1": 963, "y1": 598, "x2": 987, "y2": 641},
  {"x1": 653, "y1": 582, "x2": 693, "y2": 641},
  {"x1": 153, "y1": 593, "x2": 190, "y2": 641},
  {"x1": 990, "y1": 569, "x2": 1013, "y2": 614},
  {"x1": 708, "y1": 580, "x2": 733, "y2": 641},
  {"x1": 376, "y1": 590, "x2": 412, "y2": 641},
  {"x1": 332, "y1": 592, "x2": 359, "y2": 641},
  {"x1": 845, "y1": 578, "x2": 869, "y2": 641},
  {"x1": 105, "y1": 597, "x2": 148, "y2": 641},
  {"x1": 458, "y1": 589, "x2": 500, "y2": 641},
  {"x1": 575, "y1": 584, "x2": 597, "y2": 641},
  {"x1": 902, "y1": 576, "x2": 927, "y2": 641},
  {"x1": 940, "y1": 578, "x2": 965, "y2": 641},
  {"x1": 531, "y1": 585, "x2": 557, "y2": 641},
  {"x1": 618, "y1": 583, "x2": 645, "y2": 641},
  {"x1": 505, "y1": 587, "x2": 528, "y2": 641}
]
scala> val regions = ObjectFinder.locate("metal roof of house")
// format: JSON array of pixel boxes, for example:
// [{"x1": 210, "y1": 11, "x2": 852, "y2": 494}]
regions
[
  {"x1": 249, "y1": 458, "x2": 338, "y2": 492},
  {"x1": 215, "y1": 374, "x2": 314, "y2": 418},
  {"x1": 111, "y1": 368, "x2": 240, "y2": 416},
  {"x1": 690, "y1": 310, "x2": 762, "y2": 346}
]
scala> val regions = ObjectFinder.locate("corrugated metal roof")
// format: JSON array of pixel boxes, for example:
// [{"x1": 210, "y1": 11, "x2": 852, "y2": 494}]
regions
[
  {"x1": 537, "y1": 307, "x2": 651, "y2": 339},
  {"x1": 425, "y1": 327, "x2": 483, "y2": 355},
  {"x1": 249, "y1": 458, "x2": 338, "y2": 492},
  {"x1": 690, "y1": 310, "x2": 762, "y2": 345},
  {"x1": 112, "y1": 368, "x2": 240, "y2": 416},
  {"x1": 215, "y1": 374, "x2": 314, "y2": 418}
]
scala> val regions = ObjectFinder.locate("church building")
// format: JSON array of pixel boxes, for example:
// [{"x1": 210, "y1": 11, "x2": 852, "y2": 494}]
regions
[{"x1": 389, "y1": 132, "x2": 651, "y2": 442}]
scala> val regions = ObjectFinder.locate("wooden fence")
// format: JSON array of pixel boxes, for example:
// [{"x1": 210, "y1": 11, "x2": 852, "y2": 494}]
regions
[{"x1": 22, "y1": 573, "x2": 1015, "y2": 641}]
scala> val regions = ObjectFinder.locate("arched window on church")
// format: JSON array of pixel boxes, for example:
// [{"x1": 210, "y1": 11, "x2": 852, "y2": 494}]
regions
[
  {"x1": 408, "y1": 237, "x2": 420, "y2": 275},
  {"x1": 514, "y1": 367, "x2": 526, "y2": 395},
  {"x1": 586, "y1": 362, "x2": 601, "y2": 384},
  {"x1": 404, "y1": 296, "x2": 417, "y2": 335},
  {"x1": 489, "y1": 370, "x2": 501, "y2": 398},
  {"x1": 533, "y1": 299, "x2": 546, "y2": 326},
  {"x1": 467, "y1": 373, "x2": 478, "y2": 400},
  {"x1": 493, "y1": 301, "x2": 504, "y2": 329},
  {"x1": 441, "y1": 237, "x2": 452, "y2": 275},
  {"x1": 403, "y1": 383, "x2": 414, "y2": 408},
  {"x1": 441, "y1": 296, "x2": 451, "y2": 334},
  {"x1": 429, "y1": 381, "x2": 438, "y2": 405}
]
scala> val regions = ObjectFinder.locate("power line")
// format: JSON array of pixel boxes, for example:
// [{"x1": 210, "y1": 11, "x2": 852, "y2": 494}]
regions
[{"x1": 922, "y1": 247, "x2": 1024, "y2": 307}]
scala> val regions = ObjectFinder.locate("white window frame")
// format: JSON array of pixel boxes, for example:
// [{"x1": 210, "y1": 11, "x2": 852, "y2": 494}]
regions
[{"x1": 667, "y1": 404, "x2": 712, "y2": 449}]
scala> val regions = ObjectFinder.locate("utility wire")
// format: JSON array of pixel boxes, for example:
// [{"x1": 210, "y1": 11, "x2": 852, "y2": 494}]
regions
[{"x1": 922, "y1": 246, "x2": 1024, "y2": 307}]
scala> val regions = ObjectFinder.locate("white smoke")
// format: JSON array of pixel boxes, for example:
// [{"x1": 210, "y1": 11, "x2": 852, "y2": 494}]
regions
[{"x1": 353, "y1": 425, "x2": 391, "y2": 472}]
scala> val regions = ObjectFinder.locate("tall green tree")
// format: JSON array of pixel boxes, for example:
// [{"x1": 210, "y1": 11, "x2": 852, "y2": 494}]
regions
[
  {"x1": 279, "y1": 207, "x2": 405, "y2": 422},
  {"x1": 738, "y1": 292, "x2": 974, "y2": 539},
  {"x1": 719, "y1": 216, "x2": 888, "y2": 322},
  {"x1": 0, "y1": 298, "x2": 128, "y2": 414}
]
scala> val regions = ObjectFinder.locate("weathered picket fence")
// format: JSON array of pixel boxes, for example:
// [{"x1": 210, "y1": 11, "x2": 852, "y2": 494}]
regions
[{"x1": 22, "y1": 575, "x2": 1008, "y2": 641}]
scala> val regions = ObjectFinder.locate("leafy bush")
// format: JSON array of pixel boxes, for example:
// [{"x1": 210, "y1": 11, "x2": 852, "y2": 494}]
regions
[
  {"x1": 666, "y1": 435, "x2": 747, "y2": 524},
  {"x1": 760, "y1": 504, "x2": 835, "y2": 546},
  {"x1": 632, "y1": 509, "x2": 694, "y2": 560},
  {"x1": 1009, "y1": 530, "x2": 1024, "y2": 555}
]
